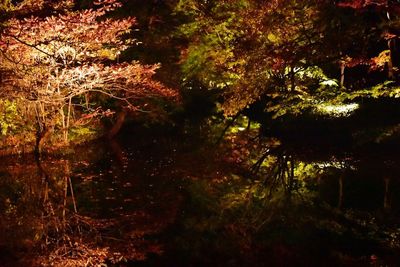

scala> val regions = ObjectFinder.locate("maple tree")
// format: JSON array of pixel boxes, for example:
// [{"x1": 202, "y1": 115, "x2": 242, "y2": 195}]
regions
[
  {"x1": 176, "y1": 0, "x2": 343, "y2": 119},
  {"x1": 175, "y1": 0, "x2": 400, "y2": 126},
  {"x1": 0, "y1": 0, "x2": 177, "y2": 152},
  {"x1": 336, "y1": 0, "x2": 400, "y2": 79}
]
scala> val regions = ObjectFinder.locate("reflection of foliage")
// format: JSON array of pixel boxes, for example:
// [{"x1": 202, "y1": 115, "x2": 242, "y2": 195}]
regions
[
  {"x1": 0, "y1": 153, "x2": 177, "y2": 266},
  {"x1": 172, "y1": 143, "x2": 400, "y2": 266}
]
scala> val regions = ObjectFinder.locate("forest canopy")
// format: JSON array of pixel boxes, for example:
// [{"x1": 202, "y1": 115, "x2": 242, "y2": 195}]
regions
[
  {"x1": 0, "y1": 0, "x2": 177, "y2": 153},
  {"x1": 0, "y1": 0, "x2": 400, "y2": 152},
  {"x1": 175, "y1": 0, "x2": 400, "y2": 119}
]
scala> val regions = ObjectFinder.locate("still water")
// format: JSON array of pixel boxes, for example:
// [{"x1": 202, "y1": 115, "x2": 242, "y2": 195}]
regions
[{"x1": 1, "y1": 131, "x2": 400, "y2": 266}]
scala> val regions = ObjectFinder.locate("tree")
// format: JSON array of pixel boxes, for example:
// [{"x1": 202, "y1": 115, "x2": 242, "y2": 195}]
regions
[
  {"x1": 176, "y1": 0, "x2": 400, "y2": 128},
  {"x1": 176, "y1": 0, "x2": 342, "y2": 119},
  {"x1": 0, "y1": 0, "x2": 177, "y2": 153},
  {"x1": 337, "y1": 0, "x2": 400, "y2": 80}
]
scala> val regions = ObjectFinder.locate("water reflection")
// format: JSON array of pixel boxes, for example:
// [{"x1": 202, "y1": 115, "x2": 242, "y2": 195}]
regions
[
  {"x1": 1, "y1": 135, "x2": 400, "y2": 266},
  {"x1": 157, "y1": 149, "x2": 400, "y2": 267},
  {"x1": 0, "y1": 137, "x2": 184, "y2": 266}
]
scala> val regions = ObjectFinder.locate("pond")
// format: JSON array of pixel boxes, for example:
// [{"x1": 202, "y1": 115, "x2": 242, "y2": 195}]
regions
[{"x1": 1, "y1": 129, "x2": 400, "y2": 266}]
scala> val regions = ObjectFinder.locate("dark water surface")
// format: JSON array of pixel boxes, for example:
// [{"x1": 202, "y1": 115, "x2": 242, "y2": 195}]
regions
[{"x1": 1, "y1": 131, "x2": 400, "y2": 266}]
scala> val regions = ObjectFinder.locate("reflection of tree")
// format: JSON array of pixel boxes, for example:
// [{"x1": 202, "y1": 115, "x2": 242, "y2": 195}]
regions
[
  {"x1": 0, "y1": 155, "x2": 180, "y2": 266},
  {"x1": 251, "y1": 148, "x2": 296, "y2": 196},
  {"x1": 338, "y1": 173, "x2": 343, "y2": 208},
  {"x1": 266, "y1": 153, "x2": 295, "y2": 196},
  {"x1": 167, "y1": 143, "x2": 400, "y2": 266},
  {"x1": 384, "y1": 177, "x2": 391, "y2": 211}
]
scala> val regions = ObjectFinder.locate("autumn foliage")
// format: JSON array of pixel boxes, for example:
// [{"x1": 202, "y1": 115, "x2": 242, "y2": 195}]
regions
[{"x1": 0, "y1": 0, "x2": 177, "y2": 147}]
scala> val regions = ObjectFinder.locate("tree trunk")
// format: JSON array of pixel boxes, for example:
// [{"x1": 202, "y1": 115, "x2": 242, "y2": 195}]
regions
[
  {"x1": 65, "y1": 97, "x2": 72, "y2": 143},
  {"x1": 340, "y1": 61, "x2": 345, "y2": 88},
  {"x1": 34, "y1": 123, "x2": 48, "y2": 159},
  {"x1": 107, "y1": 109, "x2": 127, "y2": 139},
  {"x1": 290, "y1": 67, "x2": 296, "y2": 92},
  {"x1": 388, "y1": 39, "x2": 395, "y2": 79},
  {"x1": 215, "y1": 112, "x2": 241, "y2": 145}
]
